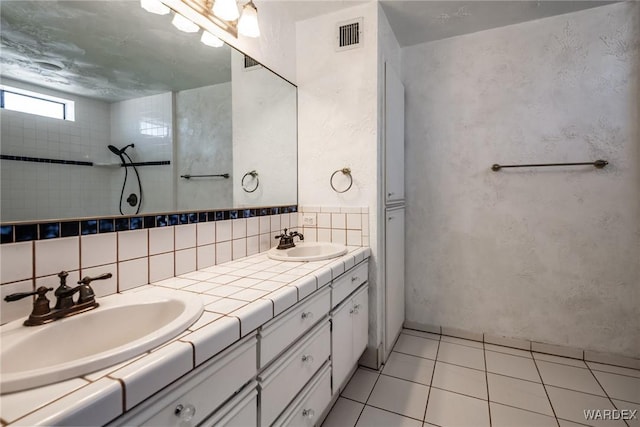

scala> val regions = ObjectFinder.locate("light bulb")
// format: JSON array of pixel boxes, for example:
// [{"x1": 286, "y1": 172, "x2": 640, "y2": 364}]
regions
[
  {"x1": 171, "y1": 13, "x2": 199, "y2": 33},
  {"x1": 212, "y1": 0, "x2": 239, "y2": 21},
  {"x1": 140, "y1": 0, "x2": 170, "y2": 15},
  {"x1": 238, "y1": 1, "x2": 260, "y2": 38},
  {"x1": 201, "y1": 31, "x2": 224, "y2": 47}
]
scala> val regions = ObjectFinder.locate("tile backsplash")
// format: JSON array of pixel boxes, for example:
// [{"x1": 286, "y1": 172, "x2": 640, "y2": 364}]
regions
[
  {"x1": 0, "y1": 211, "x2": 300, "y2": 325},
  {"x1": 298, "y1": 206, "x2": 369, "y2": 247}
]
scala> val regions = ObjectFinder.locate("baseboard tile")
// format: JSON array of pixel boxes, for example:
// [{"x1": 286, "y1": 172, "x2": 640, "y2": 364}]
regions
[
  {"x1": 401, "y1": 321, "x2": 640, "y2": 371},
  {"x1": 484, "y1": 333, "x2": 531, "y2": 351},
  {"x1": 442, "y1": 326, "x2": 483, "y2": 343}
]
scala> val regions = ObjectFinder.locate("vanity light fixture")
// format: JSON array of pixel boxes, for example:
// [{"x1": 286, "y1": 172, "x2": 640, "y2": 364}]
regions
[
  {"x1": 171, "y1": 13, "x2": 200, "y2": 32},
  {"x1": 201, "y1": 31, "x2": 224, "y2": 47},
  {"x1": 140, "y1": 0, "x2": 170, "y2": 15},
  {"x1": 238, "y1": 0, "x2": 260, "y2": 38},
  {"x1": 212, "y1": 0, "x2": 239, "y2": 21}
]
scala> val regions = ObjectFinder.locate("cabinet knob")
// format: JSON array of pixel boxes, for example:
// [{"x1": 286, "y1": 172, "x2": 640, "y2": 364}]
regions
[
  {"x1": 388, "y1": 192, "x2": 394, "y2": 197},
  {"x1": 174, "y1": 404, "x2": 196, "y2": 421},
  {"x1": 354, "y1": 304, "x2": 362, "y2": 311},
  {"x1": 302, "y1": 408, "x2": 315, "y2": 419},
  {"x1": 388, "y1": 216, "x2": 394, "y2": 221},
  {"x1": 351, "y1": 276, "x2": 359, "y2": 282},
  {"x1": 301, "y1": 354, "x2": 314, "y2": 363},
  {"x1": 301, "y1": 311, "x2": 313, "y2": 320}
]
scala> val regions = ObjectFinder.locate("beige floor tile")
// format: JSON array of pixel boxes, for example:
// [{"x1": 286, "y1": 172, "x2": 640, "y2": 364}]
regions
[
  {"x1": 592, "y1": 371, "x2": 640, "y2": 404},
  {"x1": 486, "y1": 350, "x2": 542, "y2": 382},
  {"x1": 537, "y1": 361, "x2": 605, "y2": 396},
  {"x1": 490, "y1": 402, "x2": 557, "y2": 427},
  {"x1": 394, "y1": 334, "x2": 439, "y2": 360},
  {"x1": 367, "y1": 375, "x2": 429, "y2": 420},
  {"x1": 425, "y1": 388, "x2": 490, "y2": 427},
  {"x1": 321, "y1": 398, "x2": 364, "y2": 427},
  {"x1": 383, "y1": 352, "x2": 435, "y2": 386},
  {"x1": 342, "y1": 368, "x2": 380, "y2": 403},
  {"x1": 546, "y1": 386, "x2": 625, "y2": 426},
  {"x1": 534, "y1": 352, "x2": 587, "y2": 368},
  {"x1": 587, "y1": 362, "x2": 640, "y2": 379},
  {"x1": 432, "y1": 362, "x2": 487, "y2": 399},
  {"x1": 487, "y1": 373, "x2": 554, "y2": 416},
  {"x1": 436, "y1": 341, "x2": 485, "y2": 370},
  {"x1": 355, "y1": 405, "x2": 422, "y2": 427},
  {"x1": 485, "y1": 343, "x2": 533, "y2": 358}
]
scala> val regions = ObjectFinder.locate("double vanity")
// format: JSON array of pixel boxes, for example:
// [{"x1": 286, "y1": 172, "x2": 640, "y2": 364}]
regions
[{"x1": 1, "y1": 243, "x2": 370, "y2": 426}]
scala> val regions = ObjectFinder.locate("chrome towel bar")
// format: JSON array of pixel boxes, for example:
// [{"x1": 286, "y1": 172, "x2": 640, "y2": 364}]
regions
[{"x1": 491, "y1": 160, "x2": 608, "y2": 171}]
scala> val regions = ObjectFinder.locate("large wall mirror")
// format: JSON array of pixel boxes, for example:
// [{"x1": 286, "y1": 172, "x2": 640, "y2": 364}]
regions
[{"x1": 0, "y1": 0, "x2": 297, "y2": 223}]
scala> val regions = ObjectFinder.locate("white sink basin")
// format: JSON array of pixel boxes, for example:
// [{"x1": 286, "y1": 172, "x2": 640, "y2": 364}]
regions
[
  {"x1": 1, "y1": 288, "x2": 203, "y2": 394},
  {"x1": 267, "y1": 242, "x2": 348, "y2": 262}
]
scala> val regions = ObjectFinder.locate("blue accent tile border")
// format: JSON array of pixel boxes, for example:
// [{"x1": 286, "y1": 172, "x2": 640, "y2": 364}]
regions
[{"x1": 0, "y1": 205, "x2": 297, "y2": 244}]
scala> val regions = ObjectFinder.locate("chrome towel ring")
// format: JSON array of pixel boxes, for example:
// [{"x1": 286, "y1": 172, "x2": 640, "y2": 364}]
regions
[
  {"x1": 242, "y1": 170, "x2": 259, "y2": 193},
  {"x1": 330, "y1": 168, "x2": 353, "y2": 193}
]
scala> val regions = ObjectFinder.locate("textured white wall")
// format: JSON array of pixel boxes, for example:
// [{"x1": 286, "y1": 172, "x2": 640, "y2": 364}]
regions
[
  {"x1": 0, "y1": 78, "x2": 113, "y2": 221},
  {"x1": 403, "y1": 2, "x2": 640, "y2": 357},
  {"x1": 231, "y1": 50, "x2": 297, "y2": 208},
  {"x1": 296, "y1": 1, "x2": 382, "y2": 358},
  {"x1": 176, "y1": 83, "x2": 233, "y2": 211}
]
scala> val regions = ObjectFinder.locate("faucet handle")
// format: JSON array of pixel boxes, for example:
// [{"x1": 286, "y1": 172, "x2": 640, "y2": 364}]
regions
[
  {"x1": 275, "y1": 228, "x2": 289, "y2": 239},
  {"x1": 4, "y1": 286, "x2": 53, "y2": 302},
  {"x1": 78, "y1": 273, "x2": 112, "y2": 285}
]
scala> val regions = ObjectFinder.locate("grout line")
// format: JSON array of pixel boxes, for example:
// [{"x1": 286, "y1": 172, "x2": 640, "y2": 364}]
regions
[
  {"x1": 531, "y1": 351, "x2": 561, "y2": 427},
  {"x1": 422, "y1": 334, "x2": 442, "y2": 423},
  {"x1": 584, "y1": 362, "x2": 633, "y2": 427},
  {"x1": 483, "y1": 341, "x2": 492, "y2": 427},
  {"x1": 361, "y1": 402, "x2": 425, "y2": 423},
  {"x1": 490, "y1": 401, "x2": 558, "y2": 420}
]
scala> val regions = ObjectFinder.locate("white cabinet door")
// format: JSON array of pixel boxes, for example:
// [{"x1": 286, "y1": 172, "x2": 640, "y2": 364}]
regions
[
  {"x1": 330, "y1": 300, "x2": 353, "y2": 393},
  {"x1": 385, "y1": 207, "x2": 405, "y2": 357},
  {"x1": 384, "y1": 61, "x2": 405, "y2": 204},
  {"x1": 352, "y1": 286, "x2": 369, "y2": 361}
]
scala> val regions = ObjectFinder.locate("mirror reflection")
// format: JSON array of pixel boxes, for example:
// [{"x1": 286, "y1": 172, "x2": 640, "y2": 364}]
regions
[{"x1": 0, "y1": 0, "x2": 297, "y2": 223}]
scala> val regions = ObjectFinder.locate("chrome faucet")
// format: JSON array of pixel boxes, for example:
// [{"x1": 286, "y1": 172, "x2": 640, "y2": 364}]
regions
[
  {"x1": 275, "y1": 228, "x2": 304, "y2": 249},
  {"x1": 4, "y1": 271, "x2": 112, "y2": 326}
]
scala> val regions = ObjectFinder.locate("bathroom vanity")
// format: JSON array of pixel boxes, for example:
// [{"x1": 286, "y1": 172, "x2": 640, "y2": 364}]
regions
[{"x1": 1, "y1": 247, "x2": 370, "y2": 426}]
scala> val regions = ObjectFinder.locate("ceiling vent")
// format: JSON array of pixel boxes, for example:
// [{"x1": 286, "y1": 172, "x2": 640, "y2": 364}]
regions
[
  {"x1": 244, "y1": 55, "x2": 262, "y2": 70},
  {"x1": 336, "y1": 18, "x2": 363, "y2": 51}
]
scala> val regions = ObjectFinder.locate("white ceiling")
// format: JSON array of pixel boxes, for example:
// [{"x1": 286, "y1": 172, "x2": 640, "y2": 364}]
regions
[
  {"x1": 0, "y1": 1, "x2": 233, "y2": 102},
  {"x1": 379, "y1": 1, "x2": 617, "y2": 47}
]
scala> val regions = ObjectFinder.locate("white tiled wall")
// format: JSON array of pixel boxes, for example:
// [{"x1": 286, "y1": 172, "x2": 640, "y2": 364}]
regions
[
  {"x1": 298, "y1": 206, "x2": 369, "y2": 247},
  {"x1": 0, "y1": 213, "x2": 298, "y2": 325}
]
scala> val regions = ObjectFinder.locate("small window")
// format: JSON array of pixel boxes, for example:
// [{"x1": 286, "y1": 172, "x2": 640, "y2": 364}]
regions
[{"x1": 0, "y1": 85, "x2": 75, "y2": 121}]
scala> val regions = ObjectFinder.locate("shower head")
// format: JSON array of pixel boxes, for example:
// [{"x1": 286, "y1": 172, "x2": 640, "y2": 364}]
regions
[{"x1": 108, "y1": 144, "x2": 134, "y2": 156}]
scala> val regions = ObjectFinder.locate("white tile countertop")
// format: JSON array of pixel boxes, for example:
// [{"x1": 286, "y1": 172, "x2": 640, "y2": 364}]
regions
[{"x1": 1, "y1": 246, "x2": 371, "y2": 426}]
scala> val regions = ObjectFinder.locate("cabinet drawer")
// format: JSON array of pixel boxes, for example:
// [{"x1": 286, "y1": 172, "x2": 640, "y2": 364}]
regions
[
  {"x1": 331, "y1": 261, "x2": 368, "y2": 308},
  {"x1": 131, "y1": 336, "x2": 257, "y2": 427},
  {"x1": 259, "y1": 287, "x2": 330, "y2": 367},
  {"x1": 259, "y1": 321, "x2": 330, "y2": 427},
  {"x1": 273, "y1": 363, "x2": 332, "y2": 427},
  {"x1": 200, "y1": 381, "x2": 257, "y2": 427}
]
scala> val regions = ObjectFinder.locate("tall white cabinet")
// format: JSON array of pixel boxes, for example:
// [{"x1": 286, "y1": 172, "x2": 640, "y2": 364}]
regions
[{"x1": 382, "y1": 62, "x2": 405, "y2": 358}]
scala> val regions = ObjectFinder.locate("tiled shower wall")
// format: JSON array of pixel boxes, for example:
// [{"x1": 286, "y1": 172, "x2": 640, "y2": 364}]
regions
[
  {"x1": 0, "y1": 78, "x2": 114, "y2": 221},
  {"x1": 0, "y1": 212, "x2": 299, "y2": 325},
  {"x1": 298, "y1": 206, "x2": 369, "y2": 247}
]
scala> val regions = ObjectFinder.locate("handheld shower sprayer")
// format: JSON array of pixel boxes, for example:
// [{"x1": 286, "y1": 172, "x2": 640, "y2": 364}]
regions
[{"x1": 107, "y1": 144, "x2": 142, "y2": 215}]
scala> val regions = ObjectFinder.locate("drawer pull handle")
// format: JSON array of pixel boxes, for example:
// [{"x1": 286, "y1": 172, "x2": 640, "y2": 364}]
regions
[
  {"x1": 301, "y1": 311, "x2": 313, "y2": 320},
  {"x1": 302, "y1": 408, "x2": 315, "y2": 419},
  {"x1": 301, "y1": 354, "x2": 314, "y2": 363},
  {"x1": 174, "y1": 404, "x2": 196, "y2": 421},
  {"x1": 354, "y1": 304, "x2": 362, "y2": 310},
  {"x1": 349, "y1": 308, "x2": 355, "y2": 314},
  {"x1": 351, "y1": 276, "x2": 359, "y2": 282}
]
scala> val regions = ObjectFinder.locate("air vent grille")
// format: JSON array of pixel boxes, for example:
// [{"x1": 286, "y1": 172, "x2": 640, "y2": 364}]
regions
[
  {"x1": 336, "y1": 18, "x2": 363, "y2": 51},
  {"x1": 244, "y1": 55, "x2": 261, "y2": 70}
]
